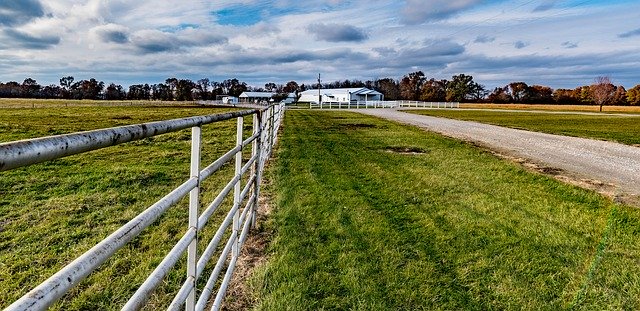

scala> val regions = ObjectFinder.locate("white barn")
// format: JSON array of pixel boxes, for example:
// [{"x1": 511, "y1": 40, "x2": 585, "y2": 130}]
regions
[{"x1": 298, "y1": 87, "x2": 383, "y2": 104}]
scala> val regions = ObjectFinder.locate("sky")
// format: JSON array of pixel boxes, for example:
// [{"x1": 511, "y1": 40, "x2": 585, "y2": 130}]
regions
[{"x1": 0, "y1": 0, "x2": 639, "y2": 89}]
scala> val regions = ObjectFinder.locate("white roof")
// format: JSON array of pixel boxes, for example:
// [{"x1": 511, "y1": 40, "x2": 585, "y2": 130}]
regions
[
  {"x1": 239, "y1": 92, "x2": 296, "y2": 98},
  {"x1": 240, "y1": 92, "x2": 275, "y2": 98}
]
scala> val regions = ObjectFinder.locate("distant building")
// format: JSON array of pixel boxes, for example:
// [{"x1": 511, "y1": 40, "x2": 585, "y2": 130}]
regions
[
  {"x1": 239, "y1": 92, "x2": 297, "y2": 104},
  {"x1": 221, "y1": 96, "x2": 238, "y2": 104},
  {"x1": 298, "y1": 87, "x2": 383, "y2": 104}
]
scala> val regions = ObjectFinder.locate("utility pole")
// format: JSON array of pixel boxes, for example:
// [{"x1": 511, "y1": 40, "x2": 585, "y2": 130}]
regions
[{"x1": 318, "y1": 73, "x2": 322, "y2": 109}]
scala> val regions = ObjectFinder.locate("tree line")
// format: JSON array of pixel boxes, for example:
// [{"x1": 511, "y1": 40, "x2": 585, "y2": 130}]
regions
[{"x1": 1, "y1": 73, "x2": 639, "y2": 105}]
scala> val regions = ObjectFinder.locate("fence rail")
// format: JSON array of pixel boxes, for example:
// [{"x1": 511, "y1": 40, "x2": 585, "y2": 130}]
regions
[
  {"x1": 2, "y1": 103, "x2": 285, "y2": 311},
  {"x1": 287, "y1": 100, "x2": 459, "y2": 110}
]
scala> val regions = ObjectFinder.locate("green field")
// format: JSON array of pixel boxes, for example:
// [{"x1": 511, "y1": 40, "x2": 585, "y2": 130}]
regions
[
  {"x1": 250, "y1": 110, "x2": 640, "y2": 310},
  {"x1": 0, "y1": 105, "x2": 256, "y2": 309},
  {"x1": 405, "y1": 109, "x2": 640, "y2": 145},
  {"x1": 3, "y1": 107, "x2": 640, "y2": 310}
]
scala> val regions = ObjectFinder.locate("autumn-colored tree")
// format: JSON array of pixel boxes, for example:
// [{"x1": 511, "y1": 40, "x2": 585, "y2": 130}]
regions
[
  {"x1": 487, "y1": 86, "x2": 511, "y2": 103},
  {"x1": 527, "y1": 85, "x2": 553, "y2": 103},
  {"x1": 612, "y1": 85, "x2": 627, "y2": 106},
  {"x1": 627, "y1": 85, "x2": 640, "y2": 105},
  {"x1": 552, "y1": 89, "x2": 578, "y2": 105},
  {"x1": 374, "y1": 78, "x2": 400, "y2": 100},
  {"x1": 420, "y1": 78, "x2": 447, "y2": 101},
  {"x1": 591, "y1": 76, "x2": 616, "y2": 112},
  {"x1": 507, "y1": 82, "x2": 528, "y2": 102},
  {"x1": 399, "y1": 71, "x2": 425, "y2": 100}
]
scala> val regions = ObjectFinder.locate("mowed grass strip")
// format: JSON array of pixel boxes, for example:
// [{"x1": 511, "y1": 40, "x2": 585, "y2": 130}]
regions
[
  {"x1": 405, "y1": 109, "x2": 640, "y2": 145},
  {"x1": 251, "y1": 110, "x2": 640, "y2": 310},
  {"x1": 460, "y1": 103, "x2": 640, "y2": 114},
  {"x1": 0, "y1": 106, "x2": 257, "y2": 309}
]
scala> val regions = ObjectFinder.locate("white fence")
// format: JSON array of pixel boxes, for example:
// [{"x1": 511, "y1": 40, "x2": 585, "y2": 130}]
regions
[
  {"x1": 1, "y1": 103, "x2": 285, "y2": 311},
  {"x1": 289, "y1": 100, "x2": 459, "y2": 109}
]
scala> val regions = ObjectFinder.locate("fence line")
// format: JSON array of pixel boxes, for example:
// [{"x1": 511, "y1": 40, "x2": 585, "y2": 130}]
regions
[
  {"x1": 2, "y1": 103, "x2": 285, "y2": 311},
  {"x1": 288, "y1": 100, "x2": 459, "y2": 110}
]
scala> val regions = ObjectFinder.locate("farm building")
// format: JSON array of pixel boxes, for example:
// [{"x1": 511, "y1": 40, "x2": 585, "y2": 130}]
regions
[
  {"x1": 239, "y1": 92, "x2": 297, "y2": 104},
  {"x1": 298, "y1": 87, "x2": 384, "y2": 104}
]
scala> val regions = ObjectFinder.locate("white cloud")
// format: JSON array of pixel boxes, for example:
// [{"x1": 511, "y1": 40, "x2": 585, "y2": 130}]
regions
[{"x1": 0, "y1": 0, "x2": 638, "y2": 89}]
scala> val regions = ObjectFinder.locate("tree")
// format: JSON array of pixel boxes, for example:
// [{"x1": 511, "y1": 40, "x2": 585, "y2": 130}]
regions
[
  {"x1": 420, "y1": 78, "x2": 447, "y2": 102},
  {"x1": 591, "y1": 76, "x2": 616, "y2": 112},
  {"x1": 627, "y1": 85, "x2": 640, "y2": 106},
  {"x1": 196, "y1": 78, "x2": 210, "y2": 100},
  {"x1": 283, "y1": 81, "x2": 300, "y2": 95},
  {"x1": 165, "y1": 78, "x2": 178, "y2": 100},
  {"x1": 105, "y1": 83, "x2": 126, "y2": 100},
  {"x1": 446, "y1": 74, "x2": 475, "y2": 102},
  {"x1": 222, "y1": 78, "x2": 247, "y2": 97},
  {"x1": 469, "y1": 82, "x2": 488, "y2": 102},
  {"x1": 41, "y1": 84, "x2": 62, "y2": 99},
  {"x1": 527, "y1": 85, "x2": 553, "y2": 103},
  {"x1": 399, "y1": 71, "x2": 425, "y2": 100},
  {"x1": 553, "y1": 89, "x2": 577, "y2": 105},
  {"x1": 487, "y1": 86, "x2": 511, "y2": 103},
  {"x1": 612, "y1": 85, "x2": 627, "y2": 106},
  {"x1": 507, "y1": 82, "x2": 528, "y2": 102},
  {"x1": 264, "y1": 82, "x2": 277, "y2": 92},
  {"x1": 374, "y1": 78, "x2": 400, "y2": 100},
  {"x1": 176, "y1": 79, "x2": 196, "y2": 101},
  {"x1": 22, "y1": 78, "x2": 41, "y2": 98},
  {"x1": 60, "y1": 76, "x2": 74, "y2": 99}
]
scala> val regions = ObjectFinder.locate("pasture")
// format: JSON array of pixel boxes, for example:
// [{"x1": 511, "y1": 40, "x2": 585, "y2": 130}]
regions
[
  {"x1": 0, "y1": 105, "x2": 256, "y2": 309},
  {"x1": 0, "y1": 98, "x2": 195, "y2": 109},
  {"x1": 250, "y1": 110, "x2": 640, "y2": 310},
  {"x1": 405, "y1": 109, "x2": 640, "y2": 146},
  {"x1": 460, "y1": 103, "x2": 640, "y2": 114},
  {"x1": 2, "y1": 106, "x2": 640, "y2": 310}
]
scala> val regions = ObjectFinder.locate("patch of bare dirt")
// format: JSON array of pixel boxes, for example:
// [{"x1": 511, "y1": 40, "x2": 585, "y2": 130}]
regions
[
  {"x1": 384, "y1": 146, "x2": 428, "y2": 155},
  {"x1": 343, "y1": 123, "x2": 377, "y2": 130},
  {"x1": 221, "y1": 171, "x2": 275, "y2": 310}
]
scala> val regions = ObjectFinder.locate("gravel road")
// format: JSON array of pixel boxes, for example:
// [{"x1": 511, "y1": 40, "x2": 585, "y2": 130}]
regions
[{"x1": 358, "y1": 109, "x2": 640, "y2": 196}]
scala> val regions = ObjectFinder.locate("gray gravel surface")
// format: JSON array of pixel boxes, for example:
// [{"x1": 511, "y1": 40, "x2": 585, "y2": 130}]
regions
[{"x1": 358, "y1": 109, "x2": 640, "y2": 195}]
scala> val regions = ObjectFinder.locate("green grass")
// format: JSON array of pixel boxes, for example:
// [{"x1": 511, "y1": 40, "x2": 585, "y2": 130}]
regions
[
  {"x1": 0, "y1": 105, "x2": 257, "y2": 309},
  {"x1": 0, "y1": 98, "x2": 197, "y2": 108},
  {"x1": 405, "y1": 109, "x2": 640, "y2": 145},
  {"x1": 251, "y1": 110, "x2": 640, "y2": 310}
]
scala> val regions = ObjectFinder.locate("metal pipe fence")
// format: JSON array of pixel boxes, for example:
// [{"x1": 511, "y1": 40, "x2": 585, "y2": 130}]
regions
[{"x1": 2, "y1": 103, "x2": 285, "y2": 311}]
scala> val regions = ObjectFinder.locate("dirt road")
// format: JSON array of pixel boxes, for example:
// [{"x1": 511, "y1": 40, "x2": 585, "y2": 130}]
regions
[{"x1": 358, "y1": 109, "x2": 640, "y2": 197}]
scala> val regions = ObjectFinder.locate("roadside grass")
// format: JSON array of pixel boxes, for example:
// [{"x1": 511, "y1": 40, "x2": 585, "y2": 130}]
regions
[
  {"x1": 251, "y1": 110, "x2": 640, "y2": 310},
  {"x1": 460, "y1": 103, "x2": 640, "y2": 114},
  {"x1": 405, "y1": 109, "x2": 640, "y2": 146},
  {"x1": 0, "y1": 106, "x2": 257, "y2": 309}
]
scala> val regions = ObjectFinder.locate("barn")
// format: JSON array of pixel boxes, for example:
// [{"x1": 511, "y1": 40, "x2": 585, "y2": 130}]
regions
[{"x1": 298, "y1": 87, "x2": 384, "y2": 104}]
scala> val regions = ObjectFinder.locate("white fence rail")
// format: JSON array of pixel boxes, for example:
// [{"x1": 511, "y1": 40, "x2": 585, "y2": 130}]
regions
[
  {"x1": 289, "y1": 101, "x2": 459, "y2": 109},
  {"x1": 1, "y1": 103, "x2": 285, "y2": 311}
]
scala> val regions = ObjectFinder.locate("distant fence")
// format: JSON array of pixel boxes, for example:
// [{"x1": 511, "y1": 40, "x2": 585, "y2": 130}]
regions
[
  {"x1": 1, "y1": 103, "x2": 285, "y2": 311},
  {"x1": 288, "y1": 101, "x2": 459, "y2": 109}
]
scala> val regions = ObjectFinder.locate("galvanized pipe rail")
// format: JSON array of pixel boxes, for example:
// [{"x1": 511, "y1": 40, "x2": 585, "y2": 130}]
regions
[{"x1": 2, "y1": 103, "x2": 285, "y2": 311}]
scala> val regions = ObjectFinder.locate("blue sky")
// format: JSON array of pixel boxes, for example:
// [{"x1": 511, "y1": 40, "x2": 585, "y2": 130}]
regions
[{"x1": 0, "y1": 0, "x2": 639, "y2": 89}]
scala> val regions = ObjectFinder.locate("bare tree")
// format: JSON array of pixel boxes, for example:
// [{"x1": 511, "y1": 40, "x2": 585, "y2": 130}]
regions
[{"x1": 591, "y1": 76, "x2": 616, "y2": 112}]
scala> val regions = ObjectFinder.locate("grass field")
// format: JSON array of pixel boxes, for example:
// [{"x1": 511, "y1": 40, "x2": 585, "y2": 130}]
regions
[
  {"x1": 0, "y1": 105, "x2": 257, "y2": 309},
  {"x1": 0, "y1": 98, "x2": 198, "y2": 108},
  {"x1": 250, "y1": 110, "x2": 640, "y2": 310},
  {"x1": 460, "y1": 103, "x2": 640, "y2": 113},
  {"x1": 404, "y1": 109, "x2": 640, "y2": 146}
]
